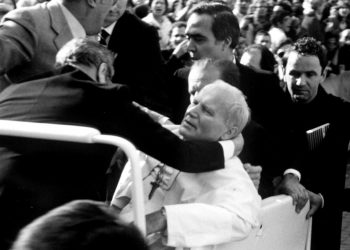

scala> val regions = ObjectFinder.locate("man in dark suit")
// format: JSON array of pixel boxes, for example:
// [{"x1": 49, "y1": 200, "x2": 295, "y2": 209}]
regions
[
  {"x1": 0, "y1": 0, "x2": 117, "y2": 91},
  {"x1": 275, "y1": 37, "x2": 350, "y2": 250},
  {"x1": 0, "y1": 38, "x2": 238, "y2": 249},
  {"x1": 101, "y1": 0, "x2": 170, "y2": 115},
  {"x1": 168, "y1": 2, "x2": 287, "y2": 131},
  {"x1": 167, "y1": 2, "x2": 316, "y2": 213}
]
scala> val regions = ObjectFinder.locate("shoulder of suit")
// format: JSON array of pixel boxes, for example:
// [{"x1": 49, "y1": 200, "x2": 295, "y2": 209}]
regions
[{"x1": 3, "y1": 1, "x2": 50, "y2": 26}]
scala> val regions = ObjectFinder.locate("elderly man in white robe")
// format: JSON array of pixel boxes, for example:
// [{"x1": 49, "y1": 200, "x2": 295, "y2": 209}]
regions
[{"x1": 112, "y1": 80, "x2": 261, "y2": 250}]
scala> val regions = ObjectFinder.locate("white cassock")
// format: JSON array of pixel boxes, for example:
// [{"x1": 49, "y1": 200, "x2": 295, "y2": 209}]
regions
[{"x1": 112, "y1": 126, "x2": 261, "y2": 250}]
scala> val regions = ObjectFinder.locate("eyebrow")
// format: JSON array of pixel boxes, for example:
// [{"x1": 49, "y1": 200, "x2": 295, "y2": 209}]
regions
[{"x1": 201, "y1": 103, "x2": 215, "y2": 116}]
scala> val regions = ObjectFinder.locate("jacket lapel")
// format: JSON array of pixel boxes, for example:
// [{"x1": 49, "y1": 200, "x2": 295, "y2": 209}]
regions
[{"x1": 47, "y1": 1, "x2": 73, "y2": 50}]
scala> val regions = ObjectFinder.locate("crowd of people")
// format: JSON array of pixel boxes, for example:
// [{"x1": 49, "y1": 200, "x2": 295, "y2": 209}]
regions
[{"x1": 0, "y1": 0, "x2": 349, "y2": 250}]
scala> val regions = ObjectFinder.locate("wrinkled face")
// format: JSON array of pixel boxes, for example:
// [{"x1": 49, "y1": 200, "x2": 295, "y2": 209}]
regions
[
  {"x1": 104, "y1": 0, "x2": 127, "y2": 26},
  {"x1": 170, "y1": 26, "x2": 186, "y2": 47},
  {"x1": 188, "y1": 65, "x2": 221, "y2": 102},
  {"x1": 86, "y1": 0, "x2": 117, "y2": 35},
  {"x1": 151, "y1": 0, "x2": 166, "y2": 16},
  {"x1": 180, "y1": 85, "x2": 229, "y2": 141},
  {"x1": 284, "y1": 52, "x2": 324, "y2": 103},
  {"x1": 186, "y1": 14, "x2": 227, "y2": 60},
  {"x1": 240, "y1": 48, "x2": 262, "y2": 70},
  {"x1": 254, "y1": 34, "x2": 271, "y2": 48}
]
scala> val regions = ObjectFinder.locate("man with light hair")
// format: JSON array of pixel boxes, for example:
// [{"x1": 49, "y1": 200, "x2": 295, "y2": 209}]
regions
[{"x1": 113, "y1": 80, "x2": 261, "y2": 250}]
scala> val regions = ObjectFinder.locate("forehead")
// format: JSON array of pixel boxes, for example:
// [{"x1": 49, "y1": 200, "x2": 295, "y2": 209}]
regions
[
  {"x1": 197, "y1": 85, "x2": 230, "y2": 115},
  {"x1": 286, "y1": 52, "x2": 322, "y2": 72},
  {"x1": 186, "y1": 14, "x2": 214, "y2": 35}
]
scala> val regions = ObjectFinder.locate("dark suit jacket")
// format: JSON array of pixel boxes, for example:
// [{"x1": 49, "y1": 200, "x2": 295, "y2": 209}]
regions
[
  {"x1": 0, "y1": 66, "x2": 225, "y2": 248},
  {"x1": 168, "y1": 61, "x2": 287, "y2": 129},
  {"x1": 168, "y1": 63, "x2": 284, "y2": 197},
  {"x1": 107, "y1": 11, "x2": 169, "y2": 115},
  {"x1": 275, "y1": 87, "x2": 350, "y2": 250}
]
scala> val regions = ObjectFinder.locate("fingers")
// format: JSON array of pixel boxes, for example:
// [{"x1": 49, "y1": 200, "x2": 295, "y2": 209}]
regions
[
  {"x1": 306, "y1": 205, "x2": 317, "y2": 219},
  {"x1": 294, "y1": 187, "x2": 309, "y2": 213}
]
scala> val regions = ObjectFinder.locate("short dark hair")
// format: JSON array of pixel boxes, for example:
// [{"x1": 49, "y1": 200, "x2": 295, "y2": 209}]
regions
[
  {"x1": 292, "y1": 37, "x2": 327, "y2": 70},
  {"x1": 270, "y1": 9, "x2": 290, "y2": 26},
  {"x1": 189, "y1": 2, "x2": 240, "y2": 49},
  {"x1": 10, "y1": 200, "x2": 149, "y2": 250}
]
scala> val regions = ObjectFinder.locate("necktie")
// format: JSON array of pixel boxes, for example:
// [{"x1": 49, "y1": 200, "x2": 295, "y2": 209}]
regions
[{"x1": 99, "y1": 29, "x2": 110, "y2": 46}]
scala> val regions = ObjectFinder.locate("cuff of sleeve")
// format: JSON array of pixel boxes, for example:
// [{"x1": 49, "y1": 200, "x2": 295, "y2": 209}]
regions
[
  {"x1": 318, "y1": 193, "x2": 325, "y2": 208},
  {"x1": 283, "y1": 168, "x2": 301, "y2": 182},
  {"x1": 219, "y1": 140, "x2": 235, "y2": 160}
]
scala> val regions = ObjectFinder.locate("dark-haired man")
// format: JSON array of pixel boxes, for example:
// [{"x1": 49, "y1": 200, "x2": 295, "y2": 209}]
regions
[
  {"x1": 276, "y1": 37, "x2": 350, "y2": 250},
  {"x1": 168, "y1": 1, "x2": 286, "y2": 132}
]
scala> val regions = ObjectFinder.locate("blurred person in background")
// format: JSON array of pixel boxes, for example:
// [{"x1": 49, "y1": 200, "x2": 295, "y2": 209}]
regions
[
  {"x1": 161, "y1": 21, "x2": 191, "y2": 67},
  {"x1": 254, "y1": 30, "x2": 272, "y2": 49},
  {"x1": 0, "y1": 0, "x2": 15, "y2": 19},
  {"x1": 268, "y1": 10, "x2": 292, "y2": 53},
  {"x1": 338, "y1": 28, "x2": 350, "y2": 71},
  {"x1": 143, "y1": 0, "x2": 173, "y2": 50},
  {"x1": 240, "y1": 43, "x2": 277, "y2": 73}
]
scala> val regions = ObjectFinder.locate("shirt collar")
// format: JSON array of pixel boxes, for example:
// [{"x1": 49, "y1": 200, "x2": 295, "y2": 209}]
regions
[
  {"x1": 104, "y1": 21, "x2": 117, "y2": 35},
  {"x1": 57, "y1": 1, "x2": 86, "y2": 38}
]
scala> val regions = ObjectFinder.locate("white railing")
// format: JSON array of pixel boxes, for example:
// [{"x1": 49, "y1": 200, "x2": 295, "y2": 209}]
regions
[{"x1": 0, "y1": 120, "x2": 146, "y2": 235}]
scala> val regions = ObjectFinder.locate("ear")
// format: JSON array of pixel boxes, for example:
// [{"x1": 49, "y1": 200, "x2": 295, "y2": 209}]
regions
[
  {"x1": 220, "y1": 126, "x2": 238, "y2": 141},
  {"x1": 222, "y1": 37, "x2": 232, "y2": 51},
  {"x1": 320, "y1": 68, "x2": 327, "y2": 83},
  {"x1": 87, "y1": 0, "x2": 97, "y2": 8},
  {"x1": 97, "y1": 62, "x2": 108, "y2": 84}
]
